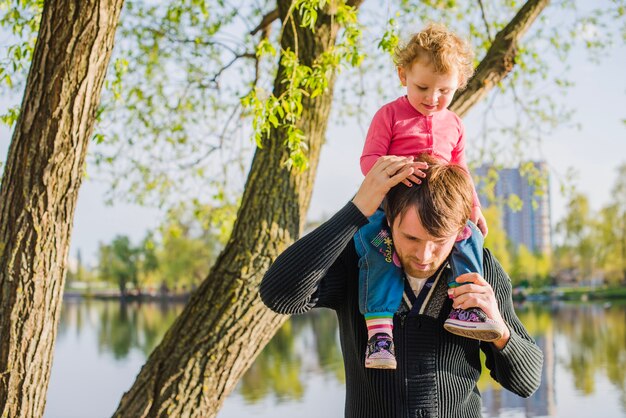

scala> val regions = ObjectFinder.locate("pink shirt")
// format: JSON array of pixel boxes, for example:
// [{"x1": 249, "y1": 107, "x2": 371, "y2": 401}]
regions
[{"x1": 360, "y1": 96, "x2": 480, "y2": 207}]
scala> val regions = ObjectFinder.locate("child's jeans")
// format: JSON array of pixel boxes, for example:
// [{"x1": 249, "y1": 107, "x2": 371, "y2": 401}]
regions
[{"x1": 354, "y1": 208, "x2": 484, "y2": 316}]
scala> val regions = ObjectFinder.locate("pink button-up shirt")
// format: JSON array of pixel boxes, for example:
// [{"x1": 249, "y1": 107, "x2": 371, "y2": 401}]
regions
[{"x1": 360, "y1": 96, "x2": 480, "y2": 207}]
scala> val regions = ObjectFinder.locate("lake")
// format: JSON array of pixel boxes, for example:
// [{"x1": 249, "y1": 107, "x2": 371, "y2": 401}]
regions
[{"x1": 43, "y1": 299, "x2": 626, "y2": 417}]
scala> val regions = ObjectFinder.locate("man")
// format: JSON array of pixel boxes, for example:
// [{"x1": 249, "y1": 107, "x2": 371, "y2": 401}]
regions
[{"x1": 260, "y1": 155, "x2": 543, "y2": 418}]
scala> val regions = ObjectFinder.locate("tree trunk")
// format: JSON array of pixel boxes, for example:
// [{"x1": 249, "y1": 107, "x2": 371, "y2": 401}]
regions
[
  {"x1": 113, "y1": 0, "x2": 547, "y2": 417},
  {"x1": 112, "y1": 1, "x2": 358, "y2": 416},
  {"x1": 0, "y1": 1, "x2": 124, "y2": 417},
  {"x1": 450, "y1": 0, "x2": 550, "y2": 117}
]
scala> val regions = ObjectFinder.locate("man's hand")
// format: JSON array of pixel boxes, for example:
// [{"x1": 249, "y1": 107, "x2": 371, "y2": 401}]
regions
[
  {"x1": 352, "y1": 156, "x2": 423, "y2": 217},
  {"x1": 471, "y1": 206, "x2": 488, "y2": 237},
  {"x1": 447, "y1": 273, "x2": 510, "y2": 350}
]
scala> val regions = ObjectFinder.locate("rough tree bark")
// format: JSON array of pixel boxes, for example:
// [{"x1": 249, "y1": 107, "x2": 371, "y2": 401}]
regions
[
  {"x1": 112, "y1": 0, "x2": 548, "y2": 417},
  {"x1": 0, "y1": 1, "x2": 124, "y2": 417}
]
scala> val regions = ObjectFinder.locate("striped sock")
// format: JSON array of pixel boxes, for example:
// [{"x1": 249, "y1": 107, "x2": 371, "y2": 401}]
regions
[{"x1": 364, "y1": 313, "x2": 394, "y2": 340}]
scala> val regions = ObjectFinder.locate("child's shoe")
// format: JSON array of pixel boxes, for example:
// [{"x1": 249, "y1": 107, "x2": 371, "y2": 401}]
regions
[
  {"x1": 444, "y1": 307, "x2": 503, "y2": 341},
  {"x1": 365, "y1": 333, "x2": 397, "y2": 369}
]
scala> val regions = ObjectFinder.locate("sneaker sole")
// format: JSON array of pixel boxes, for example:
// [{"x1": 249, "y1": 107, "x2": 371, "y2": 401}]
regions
[
  {"x1": 365, "y1": 358, "x2": 397, "y2": 369},
  {"x1": 443, "y1": 319, "x2": 503, "y2": 342}
]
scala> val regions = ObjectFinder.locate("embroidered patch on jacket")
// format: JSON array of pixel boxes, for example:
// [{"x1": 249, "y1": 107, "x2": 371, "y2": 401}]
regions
[
  {"x1": 371, "y1": 230, "x2": 395, "y2": 264},
  {"x1": 370, "y1": 229, "x2": 390, "y2": 247}
]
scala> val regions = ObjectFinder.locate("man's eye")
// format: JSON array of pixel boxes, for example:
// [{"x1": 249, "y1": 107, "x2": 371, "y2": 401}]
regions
[{"x1": 417, "y1": 86, "x2": 427, "y2": 91}]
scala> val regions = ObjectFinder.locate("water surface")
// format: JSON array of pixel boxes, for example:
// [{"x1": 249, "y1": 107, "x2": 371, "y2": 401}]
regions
[{"x1": 44, "y1": 299, "x2": 626, "y2": 417}]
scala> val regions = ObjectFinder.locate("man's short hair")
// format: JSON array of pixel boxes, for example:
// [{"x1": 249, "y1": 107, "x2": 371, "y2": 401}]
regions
[{"x1": 384, "y1": 154, "x2": 474, "y2": 238}]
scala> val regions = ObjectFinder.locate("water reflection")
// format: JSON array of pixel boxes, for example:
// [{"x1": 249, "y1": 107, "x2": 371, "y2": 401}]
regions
[
  {"x1": 57, "y1": 299, "x2": 184, "y2": 358},
  {"x1": 237, "y1": 311, "x2": 344, "y2": 403},
  {"x1": 46, "y1": 300, "x2": 626, "y2": 418}
]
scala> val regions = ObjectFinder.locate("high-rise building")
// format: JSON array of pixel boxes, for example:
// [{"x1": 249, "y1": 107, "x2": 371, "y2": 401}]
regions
[{"x1": 475, "y1": 162, "x2": 552, "y2": 254}]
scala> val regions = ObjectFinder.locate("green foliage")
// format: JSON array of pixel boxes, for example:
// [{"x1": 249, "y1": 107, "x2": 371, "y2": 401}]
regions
[
  {"x1": 157, "y1": 222, "x2": 214, "y2": 290},
  {"x1": 93, "y1": 199, "x2": 235, "y2": 291},
  {"x1": 90, "y1": 0, "x2": 258, "y2": 208},
  {"x1": 1, "y1": 0, "x2": 624, "y2": 216},
  {"x1": 553, "y1": 164, "x2": 626, "y2": 285},
  {"x1": 98, "y1": 236, "x2": 140, "y2": 295},
  {"x1": 0, "y1": 0, "x2": 41, "y2": 126},
  {"x1": 296, "y1": 0, "x2": 326, "y2": 32},
  {"x1": 0, "y1": 105, "x2": 19, "y2": 127},
  {"x1": 241, "y1": 1, "x2": 363, "y2": 172},
  {"x1": 511, "y1": 244, "x2": 552, "y2": 287},
  {"x1": 555, "y1": 192, "x2": 596, "y2": 280},
  {"x1": 592, "y1": 164, "x2": 626, "y2": 284},
  {"x1": 156, "y1": 198, "x2": 236, "y2": 288},
  {"x1": 378, "y1": 18, "x2": 400, "y2": 57},
  {"x1": 481, "y1": 203, "x2": 553, "y2": 286},
  {"x1": 482, "y1": 205, "x2": 512, "y2": 273}
]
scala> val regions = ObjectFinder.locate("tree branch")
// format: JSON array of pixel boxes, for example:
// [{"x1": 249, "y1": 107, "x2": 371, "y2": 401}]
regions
[
  {"x1": 250, "y1": 8, "x2": 279, "y2": 35},
  {"x1": 477, "y1": 0, "x2": 493, "y2": 42},
  {"x1": 209, "y1": 52, "x2": 257, "y2": 88},
  {"x1": 450, "y1": 0, "x2": 550, "y2": 118},
  {"x1": 346, "y1": 0, "x2": 365, "y2": 8}
]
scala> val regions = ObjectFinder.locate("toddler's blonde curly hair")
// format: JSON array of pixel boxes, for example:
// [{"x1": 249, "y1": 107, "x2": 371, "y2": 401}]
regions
[{"x1": 394, "y1": 23, "x2": 475, "y2": 90}]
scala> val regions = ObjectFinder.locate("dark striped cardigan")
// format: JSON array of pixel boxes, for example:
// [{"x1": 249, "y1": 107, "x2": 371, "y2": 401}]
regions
[{"x1": 260, "y1": 202, "x2": 543, "y2": 418}]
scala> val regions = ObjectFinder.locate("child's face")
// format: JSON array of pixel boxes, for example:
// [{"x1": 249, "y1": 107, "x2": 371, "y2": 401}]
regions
[{"x1": 397, "y1": 60, "x2": 459, "y2": 116}]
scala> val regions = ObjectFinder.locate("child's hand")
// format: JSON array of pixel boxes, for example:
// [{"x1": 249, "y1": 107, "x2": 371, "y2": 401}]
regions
[
  {"x1": 402, "y1": 161, "x2": 428, "y2": 187},
  {"x1": 352, "y1": 156, "x2": 417, "y2": 217},
  {"x1": 471, "y1": 206, "x2": 488, "y2": 237}
]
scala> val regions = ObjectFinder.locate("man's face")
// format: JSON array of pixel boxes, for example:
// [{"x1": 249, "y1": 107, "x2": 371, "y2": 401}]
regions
[{"x1": 390, "y1": 207, "x2": 458, "y2": 279}]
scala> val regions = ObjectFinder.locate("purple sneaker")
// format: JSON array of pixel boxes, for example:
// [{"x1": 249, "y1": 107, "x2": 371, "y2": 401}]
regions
[
  {"x1": 444, "y1": 307, "x2": 504, "y2": 341},
  {"x1": 365, "y1": 333, "x2": 397, "y2": 369}
]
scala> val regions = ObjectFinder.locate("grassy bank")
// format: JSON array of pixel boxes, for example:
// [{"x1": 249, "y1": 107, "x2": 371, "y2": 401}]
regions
[{"x1": 523, "y1": 286, "x2": 626, "y2": 301}]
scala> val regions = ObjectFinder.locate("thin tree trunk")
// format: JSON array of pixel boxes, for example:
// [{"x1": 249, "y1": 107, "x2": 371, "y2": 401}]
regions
[
  {"x1": 113, "y1": 0, "x2": 548, "y2": 417},
  {"x1": 0, "y1": 1, "x2": 124, "y2": 417}
]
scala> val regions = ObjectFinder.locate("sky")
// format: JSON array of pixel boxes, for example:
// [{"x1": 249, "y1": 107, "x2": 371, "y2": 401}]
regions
[{"x1": 1, "y1": 5, "x2": 625, "y2": 267}]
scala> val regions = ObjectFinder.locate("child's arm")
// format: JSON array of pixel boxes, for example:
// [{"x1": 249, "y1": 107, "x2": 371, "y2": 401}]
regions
[
  {"x1": 361, "y1": 108, "x2": 426, "y2": 186},
  {"x1": 471, "y1": 206, "x2": 488, "y2": 237},
  {"x1": 360, "y1": 108, "x2": 393, "y2": 176}
]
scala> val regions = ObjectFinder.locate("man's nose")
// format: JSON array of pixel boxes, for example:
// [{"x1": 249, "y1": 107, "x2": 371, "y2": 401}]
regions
[{"x1": 415, "y1": 242, "x2": 434, "y2": 262}]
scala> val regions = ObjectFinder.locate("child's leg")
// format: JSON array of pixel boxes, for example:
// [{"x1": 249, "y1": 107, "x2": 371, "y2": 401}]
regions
[
  {"x1": 354, "y1": 208, "x2": 403, "y2": 369},
  {"x1": 450, "y1": 220, "x2": 484, "y2": 280},
  {"x1": 443, "y1": 221, "x2": 503, "y2": 341}
]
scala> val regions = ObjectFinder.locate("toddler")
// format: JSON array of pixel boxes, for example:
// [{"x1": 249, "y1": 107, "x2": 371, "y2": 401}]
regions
[{"x1": 355, "y1": 23, "x2": 503, "y2": 370}]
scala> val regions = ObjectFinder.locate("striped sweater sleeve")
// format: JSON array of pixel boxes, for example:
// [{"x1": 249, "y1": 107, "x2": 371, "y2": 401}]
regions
[
  {"x1": 259, "y1": 201, "x2": 368, "y2": 314},
  {"x1": 481, "y1": 250, "x2": 544, "y2": 398}
]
